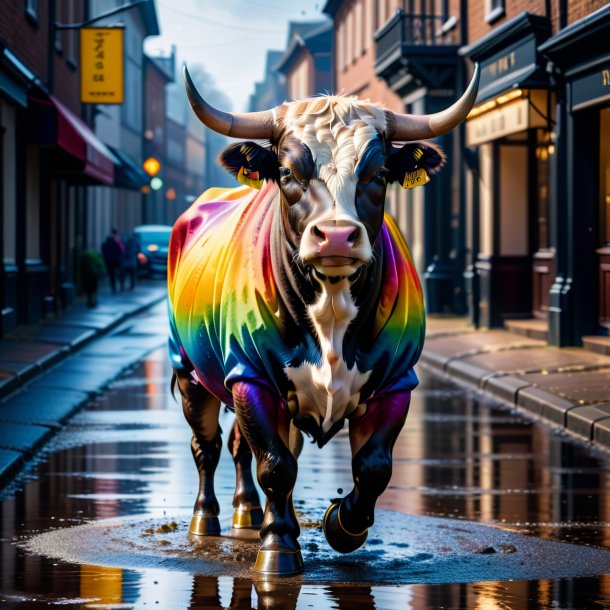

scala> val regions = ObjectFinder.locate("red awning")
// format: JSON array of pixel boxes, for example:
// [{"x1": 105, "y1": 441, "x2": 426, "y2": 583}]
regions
[
  {"x1": 29, "y1": 96, "x2": 117, "y2": 185},
  {"x1": 51, "y1": 96, "x2": 116, "y2": 185}
]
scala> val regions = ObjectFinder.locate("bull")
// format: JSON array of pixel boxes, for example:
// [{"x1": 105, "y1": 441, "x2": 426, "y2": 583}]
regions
[{"x1": 168, "y1": 64, "x2": 480, "y2": 575}]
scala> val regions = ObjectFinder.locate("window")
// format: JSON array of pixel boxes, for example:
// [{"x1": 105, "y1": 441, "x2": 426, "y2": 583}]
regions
[
  {"x1": 25, "y1": 0, "x2": 38, "y2": 25},
  {"x1": 346, "y1": 10, "x2": 354, "y2": 65},
  {"x1": 336, "y1": 21, "x2": 344, "y2": 72},
  {"x1": 355, "y1": 0, "x2": 364, "y2": 57},
  {"x1": 485, "y1": 0, "x2": 505, "y2": 24},
  {"x1": 67, "y1": 0, "x2": 77, "y2": 66},
  {"x1": 601, "y1": 107, "x2": 610, "y2": 244}
]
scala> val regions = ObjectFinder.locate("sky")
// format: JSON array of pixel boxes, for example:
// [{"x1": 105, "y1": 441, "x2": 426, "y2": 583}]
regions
[{"x1": 144, "y1": 0, "x2": 325, "y2": 112}]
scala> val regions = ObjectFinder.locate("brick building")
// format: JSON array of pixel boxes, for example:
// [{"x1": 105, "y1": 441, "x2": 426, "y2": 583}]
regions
[
  {"x1": 143, "y1": 51, "x2": 174, "y2": 226},
  {"x1": 275, "y1": 21, "x2": 333, "y2": 100},
  {"x1": 459, "y1": 1, "x2": 609, "y2": 350},
  {"x1": 0, "y1": 0, "x2": 120, "y2": 330},
  {"x1": 321, "y1": 1, "x2": 610, "y2": 345},
  {"x1": 368, "y1": 0, "x2": 470, "y2": 314}
]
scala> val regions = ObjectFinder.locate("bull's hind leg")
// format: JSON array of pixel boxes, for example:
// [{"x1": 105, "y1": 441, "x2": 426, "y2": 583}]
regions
[
  {"x1": 232, "y1": 381, "x2": 303, "y2": 575},
  {"x1": 324, "y1": 391, "x2": 410, "y2": 553},
  {"x1": 174, "y1": 368, "x2": 222, "y2": 536},
  {"x1": 228, "y1": 419, "x2": 264, "y2": 530}
]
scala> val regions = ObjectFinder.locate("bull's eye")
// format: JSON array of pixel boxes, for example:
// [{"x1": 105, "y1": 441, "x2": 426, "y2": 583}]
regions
[
  {"x1": 279, "y1": 167, "x2": 292, "y2": 181},
  {"x1": 374, "y1": 167, "x2": 389, "y2": 184}
]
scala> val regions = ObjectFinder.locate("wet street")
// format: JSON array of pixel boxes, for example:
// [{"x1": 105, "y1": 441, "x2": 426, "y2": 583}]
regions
[{"x1": 2, "y1": 309, "x2": 610, "y2": 609}]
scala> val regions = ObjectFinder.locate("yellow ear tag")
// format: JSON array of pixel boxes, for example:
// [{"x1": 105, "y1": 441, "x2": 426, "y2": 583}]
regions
[
  {"x1": 237, "y1": 167, "x2": 263, "y2": 190},
  {"x1": 401, "y1": 168, "x2": 430, "y2": 189}
]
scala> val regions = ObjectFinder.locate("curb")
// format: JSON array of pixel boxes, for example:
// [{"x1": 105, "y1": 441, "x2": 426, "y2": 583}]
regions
[
  {"x1": 420, "y1": 332, "x2": 610, "y2": 453},
  {"x1": 0, "y1": 290, "x2": 167, "y2": 491},
  {"x1": 0, "y1": 291, "x2": 167, "y2": 401}
]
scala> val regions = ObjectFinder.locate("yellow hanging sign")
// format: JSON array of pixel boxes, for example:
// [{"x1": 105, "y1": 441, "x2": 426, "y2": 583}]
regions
[{"x1": 80, "y1": 27, "x2": 124, "y2": 104}]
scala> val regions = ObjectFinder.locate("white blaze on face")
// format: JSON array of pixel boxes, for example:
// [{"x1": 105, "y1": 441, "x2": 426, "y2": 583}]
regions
[
  {"x1": 279, "y1": 97, "x2": 388, "y2": 265},
  {"x1": 279, "y1": 97, "x2": 387, "y2": 431},
  {"x1": 284, "y1": 276, "x2": 370, "y2": 433}
]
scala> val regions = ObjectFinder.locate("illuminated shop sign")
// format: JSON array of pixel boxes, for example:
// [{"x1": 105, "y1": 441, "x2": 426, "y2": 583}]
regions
[
  {"x1": 466, "y1": 91, "x2": 549, "y2": 146},
  {"x1": 571, "y1": 65, "x2": 610, "y2": 111}
]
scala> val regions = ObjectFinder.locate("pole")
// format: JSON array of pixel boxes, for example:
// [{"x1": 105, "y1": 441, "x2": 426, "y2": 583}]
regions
[{"x1": 55, "y1": 0, "x2": 149, "y2": 30}]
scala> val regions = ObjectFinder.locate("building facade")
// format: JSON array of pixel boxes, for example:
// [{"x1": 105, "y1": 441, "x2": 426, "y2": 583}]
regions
[
  {"x1": 361, "y1": 0, "x2": 469, "y2": 313},
  {"x1": 86, "y1": 0, "x2": 159, "y2": 254},
  {"x1": 0, "y1": 0, "x2": 121, "y2": 330},
  {"x1": 275, "y1": 21, "x2": 333, "y2": 100},
  {"x1": 249, "y1": 50, "x2": 288, "y2": 112},
  {"x1": 459, "y1": 1, "x2": 609, "y2": 349},
  {"x1": 143, "y1": 51, "x2": 174, "y2": 226}
]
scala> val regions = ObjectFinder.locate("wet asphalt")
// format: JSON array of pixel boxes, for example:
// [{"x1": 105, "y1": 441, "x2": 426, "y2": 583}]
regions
[{"x1": 2, "y1": 304, "x2": 610, "y2": 609}]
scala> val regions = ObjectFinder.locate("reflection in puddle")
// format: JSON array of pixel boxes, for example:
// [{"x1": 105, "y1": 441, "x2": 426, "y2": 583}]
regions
[
  {"x1": 2, "y1": 335, "x2": 610, "y2": 608},
  {"x1": 5, "y1": 569, "x2": 610, "y2": 609}
]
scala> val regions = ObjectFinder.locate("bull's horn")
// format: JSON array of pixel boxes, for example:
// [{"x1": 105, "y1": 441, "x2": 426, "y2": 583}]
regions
[
  {"x1": 183, "y1": 65, "x2": 274, "y2": 139},
  {"x1": 389, "y1": 63, "x2": 480, "y2": 140}
]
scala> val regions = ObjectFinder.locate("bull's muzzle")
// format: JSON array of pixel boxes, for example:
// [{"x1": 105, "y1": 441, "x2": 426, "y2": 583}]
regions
[{"x1": 307, "y1": 221, "x2": 363, "y2": 270}]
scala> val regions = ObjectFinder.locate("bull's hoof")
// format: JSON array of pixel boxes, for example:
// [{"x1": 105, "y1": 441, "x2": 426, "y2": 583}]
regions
[
  {"x1": 323, "y1": 501, "x2": 368, "y2": 553},
  {"x1": 232, "y1": 505, "x2": 264, "y2": 530},
  {"x1": 188, "y1": 513, "x2": 221, "y2": 536},
  {"x1": 253, "y1": 547, "x2": 304, "y2": 575}
]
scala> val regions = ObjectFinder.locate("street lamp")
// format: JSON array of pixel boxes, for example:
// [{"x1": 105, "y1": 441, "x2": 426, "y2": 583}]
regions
[{"x1": 143, "y1": 157, "x2": 161, "y2": 177}]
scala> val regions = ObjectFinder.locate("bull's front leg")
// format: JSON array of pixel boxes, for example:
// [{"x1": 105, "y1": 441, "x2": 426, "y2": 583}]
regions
[
  {"x1": 232, "y1": 380, "x2": 303, "y2": 575},
  {"x1": 324, "y1": 391, "x2": 410, "y2": 553},
  {"x1": 174, "y1": 368, "x2": 222, "y2": 536}
]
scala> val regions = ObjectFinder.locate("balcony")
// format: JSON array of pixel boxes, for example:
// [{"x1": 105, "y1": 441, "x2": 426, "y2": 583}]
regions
[{"x1": 375, "y1": 9, "x2": 461, "y2": 95}]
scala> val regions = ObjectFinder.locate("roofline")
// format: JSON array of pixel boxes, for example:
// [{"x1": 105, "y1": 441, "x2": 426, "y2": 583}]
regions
[
  {"x1": 138, "y1": 0, "x2": 160, "y2": 37},
  {"x1": 275, "y1": 21, "x2": 332, "y2": 75},
  {"x1": 322, "y1": 0, "x2": 341, "y2": 17}
]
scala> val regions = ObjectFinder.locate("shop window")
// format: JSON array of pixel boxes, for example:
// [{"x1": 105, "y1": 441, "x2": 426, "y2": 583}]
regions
[
  {"x1": 485, "y1": 0, "x2": 505, "y2": 24},
  {"x1": 535, "y1": 129, "x2": 552, "y2": 250},
  {"x1": 601, "y1": 107, "x2": 610, "y2": 244}
]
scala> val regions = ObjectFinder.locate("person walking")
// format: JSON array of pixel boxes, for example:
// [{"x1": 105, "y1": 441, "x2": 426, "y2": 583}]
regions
[
  {"x1": 79, "y1": 249, "x2": 106, "y2": 308},
  {"x1": 121, "y1": 236, "x2": 137, "y2": 291},
  {"x1": 102, "y1": 228, "x2": 124, "y2": 293}
]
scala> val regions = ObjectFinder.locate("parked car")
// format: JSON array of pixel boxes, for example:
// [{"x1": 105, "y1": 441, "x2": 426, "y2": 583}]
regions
[{"x1": 133, "y1": 225, "x2": 172, "y2": 277}]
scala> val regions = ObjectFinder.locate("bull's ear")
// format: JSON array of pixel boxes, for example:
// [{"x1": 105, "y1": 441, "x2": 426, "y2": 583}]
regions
[
  {"x1": 218, "y1": 141, "x2": 278, "y2": 189},
  {"x1": 386, "y1": 141, "x2": 446, "y2": 189}
]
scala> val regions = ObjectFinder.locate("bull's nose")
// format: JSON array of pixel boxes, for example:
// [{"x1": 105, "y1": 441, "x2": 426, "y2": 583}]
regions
[{"x1": 312, "y1": 223, "x2": 360, "y2": 249}]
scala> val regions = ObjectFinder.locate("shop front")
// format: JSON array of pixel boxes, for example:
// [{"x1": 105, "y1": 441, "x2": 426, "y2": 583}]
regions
[
  {"x1": 540, "y1": 4, "x2": 610, "y2": 349},
  {"x1": 20, "y1": 92, "x2": 117, "y2": 323},
  {"x1": 461, "y1": 13, "x2": 553, "y2": 332}
]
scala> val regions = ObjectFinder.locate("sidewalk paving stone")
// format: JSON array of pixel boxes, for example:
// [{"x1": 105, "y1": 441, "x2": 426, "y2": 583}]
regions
[
  {"x1": 518, "y1": 368, "x2": 610, "y2": 404},
  {"x1": 567, "y1": 405, "x2": 610, "y2": 440},
  {"x1": 0, "y1": 388, "x2": 90, "y2": 427},
  {"x1": 422, "y1": 330, "x2": 545, "y2": 369},
  {"x1": 453, "y1": 347, "x2": 608, "y2": 376},
  {"x1": 20, "y1": 325, "x2": 97, "y2": 349},
  {"x1": 0, "y1": 282, "x2": 168, "y2": 489},
  {"x1": 425, "y1": 317, "x2": 473, "y2": 338},
  {"x1": 0, "y1": 449, "x2": 22, "y2": 484},
  {"x1": 515, "y1": 386, "x2": 578, "y2": 424},
  {"x1": 52, "y1": 311, "x2": 122, "y2": 330},
  {"x1": 0, "y1": 422, "x2": 52, "y2": 454},
  {"x1": 482, "y1": 375, "x2": 533, "y2": 403},
  {"x1": 594, "y1": 417, "x2": 610, "y2": 446},
  {"x1": 28, "y1": 371, "x2": 110, "y2": 395},
  {"x1": 0, "y1": 341, "x2": 69, "y2": 369},
  {"x1": 423, "y1": 316, "x2": 610, "y2": 451}
]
